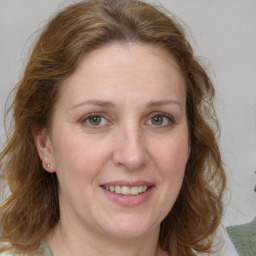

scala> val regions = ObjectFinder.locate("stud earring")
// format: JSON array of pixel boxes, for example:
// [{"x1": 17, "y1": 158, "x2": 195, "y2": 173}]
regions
[{"x1": 46, "y1": 163, "x2": 50, "y2": 168}]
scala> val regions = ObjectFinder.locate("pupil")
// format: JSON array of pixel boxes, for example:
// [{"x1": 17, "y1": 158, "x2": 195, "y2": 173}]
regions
[
  {"x1": 152, "y1": 116, "x2": 163, "y2": 125},
  {"x1": 90, "y1": 116, "x2": 101, "y2": 125}
]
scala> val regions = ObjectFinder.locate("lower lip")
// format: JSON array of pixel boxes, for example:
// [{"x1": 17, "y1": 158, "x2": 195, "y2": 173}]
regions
[{"x1": 101, "y1": 186, "x2": 154, "y2": 207}]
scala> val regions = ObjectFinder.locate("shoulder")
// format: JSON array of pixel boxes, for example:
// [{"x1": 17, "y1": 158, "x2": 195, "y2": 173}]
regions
[
  {"x1": 33, "y1": 240, "x2": 53, "y2": 256},
  {"x1": 211, "y1": 226, "x2": 239, "y2": 256},
  {"x1": 227, "y1": 217, "x2": 256, "y2": 256},
  {"x1": 0, "y1": 249, "x2": 17, "y2": 256},
  {"x1": 0, "y1": 249, "x2": 23, "y2": 256},
  {"x1": 0, "y1": 253, "x2": 11, "y2": 256},
  {"x1": 0, "y1": 240, "x2": 53, "y2": 256},
  {"x1": 0, "y1": 243, "x2": 14, "y2": 256},
  {"x1": 196, "y1": 226, "x2": 239, "y2": 256}
]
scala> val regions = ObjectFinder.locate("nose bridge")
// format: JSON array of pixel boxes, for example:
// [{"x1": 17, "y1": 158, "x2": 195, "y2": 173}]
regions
[{"x1": 113, "y1": 120, "x2": 149, "y2": 171}]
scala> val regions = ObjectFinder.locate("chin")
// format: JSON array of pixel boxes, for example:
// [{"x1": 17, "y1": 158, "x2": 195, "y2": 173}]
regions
[{"x1": 99, "y1": 216, "x2": 159, "y2": 240}]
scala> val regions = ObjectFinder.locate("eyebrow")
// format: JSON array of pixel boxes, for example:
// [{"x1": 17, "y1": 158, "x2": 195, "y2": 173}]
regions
[
  {"x1": 71, "y1": 99, "x2": 182, "y2": 110},
  {"x1": 71, "y1": 100, "x2": 115, "y2": 110},
  {"x1": 145, "y1": 100, "x2": 182, "y2": 109}
]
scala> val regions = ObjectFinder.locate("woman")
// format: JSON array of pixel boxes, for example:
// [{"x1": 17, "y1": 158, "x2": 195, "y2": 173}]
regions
[{"x1": 0, "y1": 0, "x2": 228, "y2": 255}]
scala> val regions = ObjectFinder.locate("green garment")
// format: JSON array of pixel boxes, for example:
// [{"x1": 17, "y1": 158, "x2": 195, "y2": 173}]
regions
[
  {"x1": 227, "y1": 217, "x2": 256, "y2": 256},
  {"x1": 33, "y1": 240, "x2": 54, "y2": 256}
]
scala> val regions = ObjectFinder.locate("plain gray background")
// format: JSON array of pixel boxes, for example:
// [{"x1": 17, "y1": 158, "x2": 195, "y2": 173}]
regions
[{"x1": 0, "y1": 0, "x2": 256, "y2": 226}]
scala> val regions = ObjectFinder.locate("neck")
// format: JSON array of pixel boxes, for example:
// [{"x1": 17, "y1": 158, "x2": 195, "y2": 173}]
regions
[{"x1": 47, "y1": 221, "x2": 167, "y2": 256}]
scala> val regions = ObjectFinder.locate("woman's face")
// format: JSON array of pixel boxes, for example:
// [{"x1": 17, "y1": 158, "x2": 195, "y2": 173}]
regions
[{"x1": 37, "y1": 43, "x2": 190, "y2": 241}]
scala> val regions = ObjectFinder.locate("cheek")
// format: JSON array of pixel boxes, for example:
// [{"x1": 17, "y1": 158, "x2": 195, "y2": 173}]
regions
[
  {"x1": 52, "y1": 134, "x2": 111, "y2": 179},
  {"x1": 153, "y1": 135, "x2": 189, "y2": 175},
  {"x1": 151, "y1": 136, "x2": 189, "y2": 217},
  {"x1": 52, "y1": 139, "x2": 105, "y2": 201}
]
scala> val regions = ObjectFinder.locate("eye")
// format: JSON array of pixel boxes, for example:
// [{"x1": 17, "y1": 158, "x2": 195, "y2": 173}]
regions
[
  {"x1": 82, "y1": 114, "x2": 108, "y2": 127},
  {"x1": 146, "y1": 113, "x2": 174, "y2": 127},
  {"x1": 151, "y1": 116, "x2": 165, "y2": 125}
]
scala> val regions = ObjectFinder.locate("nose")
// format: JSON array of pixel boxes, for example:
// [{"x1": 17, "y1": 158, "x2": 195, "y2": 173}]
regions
[{"x1": 112, "y1": 124, "x2": 149, "y2": 171}]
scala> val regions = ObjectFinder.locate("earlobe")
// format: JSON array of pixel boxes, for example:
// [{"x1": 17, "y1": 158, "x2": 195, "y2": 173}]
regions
[{"x1": 33, "y1": 127, "x2": 55, "y2": 173}]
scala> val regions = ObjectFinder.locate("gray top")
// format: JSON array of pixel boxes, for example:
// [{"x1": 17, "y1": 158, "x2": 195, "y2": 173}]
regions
[
  {"x1": 33, "y1": 240, "x2": 54, "y2": 256},
  {"x1": 227, "y1": 217, "x2": 256, "y2": 256}
]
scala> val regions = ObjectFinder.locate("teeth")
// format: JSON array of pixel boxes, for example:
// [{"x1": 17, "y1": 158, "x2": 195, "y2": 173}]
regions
[
  {"x1": 130, "y1": 186, "x2": 138, "y2": 195},
  {"x1": 121, "y1": 186, "x2": 130, "y2": 195},
  {"x1": 104, "y1": 185, "x2": 149, "y2": 196},
  {"x1": 142, "y1": 186, "x2": 147, "y2": 192},
  {"x1": 115, "y1": 186, "x2": 121, "y2": 194}
]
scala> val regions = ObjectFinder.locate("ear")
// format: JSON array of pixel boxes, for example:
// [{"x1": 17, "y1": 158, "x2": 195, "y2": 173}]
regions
[{"x1": 33, "y1": 127, "x2": 56, "y2": 173}]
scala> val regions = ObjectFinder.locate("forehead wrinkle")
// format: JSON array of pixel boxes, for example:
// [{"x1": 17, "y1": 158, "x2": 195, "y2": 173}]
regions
[{"x1": 71, "y1": 100, "x2": 115, "y2": 111}]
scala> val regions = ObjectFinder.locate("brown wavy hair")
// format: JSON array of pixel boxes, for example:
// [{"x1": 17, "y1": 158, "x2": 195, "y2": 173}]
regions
[{"x1": 0, "y1": 0, "x2": 226, "y2": 255}]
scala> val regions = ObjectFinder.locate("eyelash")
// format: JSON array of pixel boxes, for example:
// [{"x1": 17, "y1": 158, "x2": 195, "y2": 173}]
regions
[
  {"x1": 146, "y1": 112, "x2": 175, "y2": 127},
  {"x1": 80, "y1": 112, "x2": 109, "y2": 128},
  {"x1": 80, "y1": 112, "x2": 175, "y2": 129}
]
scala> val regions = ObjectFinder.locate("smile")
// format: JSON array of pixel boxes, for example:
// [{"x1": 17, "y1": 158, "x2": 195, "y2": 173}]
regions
[{"x1": 103, "y1": 185, "x2": 149, "y2": 196}]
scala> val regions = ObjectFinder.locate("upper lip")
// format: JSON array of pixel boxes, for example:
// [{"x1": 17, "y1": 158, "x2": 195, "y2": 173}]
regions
[{"x1": 101, "y1": 180, "x2": 154, "y2": 187}]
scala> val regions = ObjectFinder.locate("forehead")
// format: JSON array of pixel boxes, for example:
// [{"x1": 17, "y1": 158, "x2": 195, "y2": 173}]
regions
[
  {"x1": 57, "y1": 42, "x2": 186, "y2": 106},
  {"x1": 74, "y1": 42, "x2": 182, "y2": 78}
]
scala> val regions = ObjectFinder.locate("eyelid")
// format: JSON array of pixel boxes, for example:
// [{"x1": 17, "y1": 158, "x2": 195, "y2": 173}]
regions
[
  {"x1": 80, "y1": 112, "x2": 110, "y2": 128},
  {"x1": 146, "y1": 112, "x2": 175, "y2": 126},
  {"x1": 80, "y1": 111, "x2": 175, "y2": 129}
]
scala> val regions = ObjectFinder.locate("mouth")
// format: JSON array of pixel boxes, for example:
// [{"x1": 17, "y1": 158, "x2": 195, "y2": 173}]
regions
[
  {"x1": 100, "y1": 182, "x2": 155, "y2": 206},
  {"x1": 102, "y1": 185, "x2": 151, "y2": 196}
]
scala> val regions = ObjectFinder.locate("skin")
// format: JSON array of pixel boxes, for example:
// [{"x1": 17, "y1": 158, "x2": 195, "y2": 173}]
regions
[{"x1": 35, "y1": 43, "x2": 190, "y2": 256}]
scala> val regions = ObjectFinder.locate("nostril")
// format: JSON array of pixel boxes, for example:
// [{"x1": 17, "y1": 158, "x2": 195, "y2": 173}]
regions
[{"x1": 112, "y1": 147, "x2": 149, "y2": 171}]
